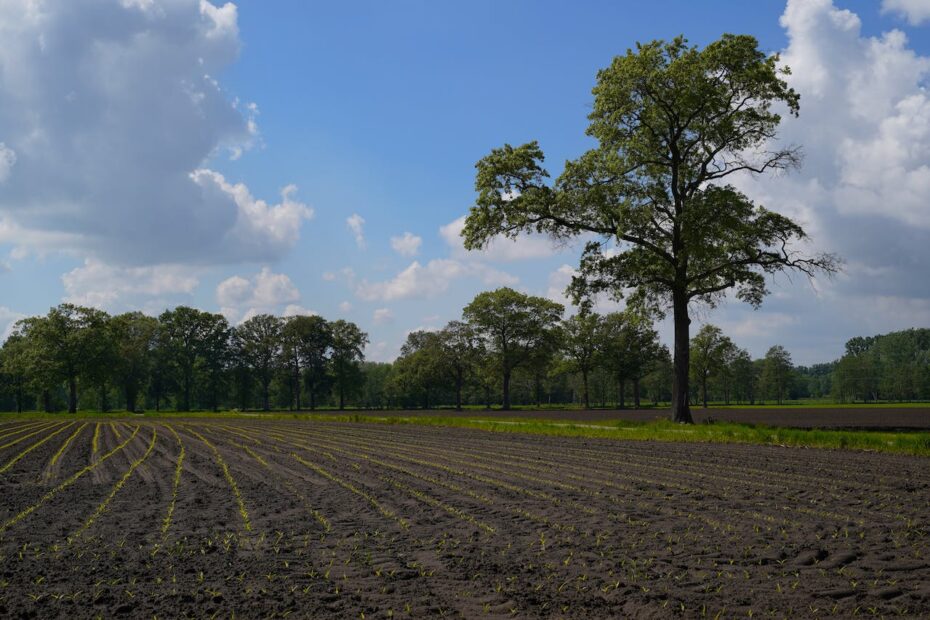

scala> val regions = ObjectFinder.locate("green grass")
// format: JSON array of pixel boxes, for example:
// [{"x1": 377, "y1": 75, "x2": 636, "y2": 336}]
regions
[{"x1": 2, "y1": 410, "x2": 929, "y2": 457}]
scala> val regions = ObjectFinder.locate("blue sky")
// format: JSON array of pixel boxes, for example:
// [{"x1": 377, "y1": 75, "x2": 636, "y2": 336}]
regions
[{"x1": 1, "y1": 0, "x2": 929, "y2": 364}]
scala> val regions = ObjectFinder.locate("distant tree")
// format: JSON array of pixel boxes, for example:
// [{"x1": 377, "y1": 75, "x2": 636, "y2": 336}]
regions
[
  {"x1": 158, "y1": 307, "x2": 212, "y2": 411},
  {"x1": 15, "y1": 304, "x2": 110, "y2": 413},
  {"x1": 394, "y1": 330, "x2": 446, "y2": 409},
  {"x1": 598, "y1": 310, "x2": 661, "y2": 408},
  {"x1": 463, "y1": 288, "x2": 564, "y2": 410},
  {"x1": 359, "y1": 362, "x2": 393, "y2": 409},
  {"x1": 462, "y1": 35, "x2": 838, "y2": 423},
  {"x1": 761, "y1": 345, "x2": 793, "y2": 405},
  {"x1": 199, "y1": 313, "x2": 231, "y2": 412},
  {"x1": 439, "y1": 320, "x2": 482, "y2": 411},
  {"x1": 0, "y1": 334, "x2": 31, "y2": 412},
  {"x1": 329, "y1": 320, "x2": 368, "y2": 410},
  {"x1": 235, "y1": 314, "x2": 282, "y2": 411},
  {"x1": 280, "y1": 315, "x2": 328, "y2": 410},
  {"x1": 689, "y1": 324, "x2": 733, "y2": 408},
  {"x1": 294, "y1": 315, "x2": 333, "y2": 411},
  {"x1": 561, "y1": 312, "x2": 602, "y2": 409},
  {"x1": 109, "y1": 312, "x2": 158, "y2": 412},
  {"x1": 729, "y1": 348, "x2": 757, "y2": 404}
]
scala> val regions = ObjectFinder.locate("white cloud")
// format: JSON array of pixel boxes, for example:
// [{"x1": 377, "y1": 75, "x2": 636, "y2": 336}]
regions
[
  {"x1": 390, "y1": 232, "x2": 422, "y2": 257},
  {"x1": 191, "y1": 171, "x2": 313, "y2": 261},
  {"x1": 61, "y1": 259, "x2": 199, "y2": 310},
  {"x1": 355, "y1": 259, "x2": 517, "y2": 302},
  {"x1": 339, "y1": 300, "x2": 352, "y2": 312},
  {"x1": 0, "y1": 0, "x2": 310, "y2": 265},
  {"x1": 322, "y1": 272, "x2": 336, "y2": 281},
  {"x1": 364, "y1": 340, "x2": 393, "y2": 363},
  {"x1": 283, "y1": 304, "x2": 317, "y2": 317},
  {"x1": 373, "y1": 307, "x2": 394, "y2": 325},
  {"x1": 716, "y1": 0, "x2": 930, "y2": 341},
  {"x1": 0, "y1": 307, "x2": 26, "y2": 342},
  {"x1": 347, "y1": 213, "x2": 366, "y2": 249},
  {"x1": 546, "y1": 263, "x2": 621, "y2": 314},
  {"x1": 439, "y1": 215, "x2": 563, "y2": 262},
  {"x1": 216, "y1": 267, "x2": 300, "y2": 323},
  {"x1": 882, "y1": 0, "x2": 930, "y2": 25}
]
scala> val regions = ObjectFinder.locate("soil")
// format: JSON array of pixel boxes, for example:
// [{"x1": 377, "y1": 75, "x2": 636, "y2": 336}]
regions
[
  {"x1": 321, "y1": 406, "x2": 930, "y2": 430},
  {"x1": 0, "y1": 417, "x2": 928, "y2": 618}
]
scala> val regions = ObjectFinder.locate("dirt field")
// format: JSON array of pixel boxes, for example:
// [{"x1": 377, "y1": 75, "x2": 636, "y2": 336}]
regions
[
  {"x1": 332, "y1": 406, "x2": 930, "y2": 430},
  {"x1": 0, "y1": 418, "x2": 928, "y2": 618}
]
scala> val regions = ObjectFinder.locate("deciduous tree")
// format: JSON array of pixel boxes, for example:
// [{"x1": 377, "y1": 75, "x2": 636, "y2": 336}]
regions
[
  {"x1": 463, "y1": 287, "x2": 563, "y2": 410},
  {"x1": 462, "y1": 35, "x2": 838, "y2": 423}
]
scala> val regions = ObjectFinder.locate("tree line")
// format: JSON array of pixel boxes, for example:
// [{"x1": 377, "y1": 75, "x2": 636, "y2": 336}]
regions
[
  {"x1": 0, "y1": 305, "x2": 368, "y2": 413},
  {"x1": 5, "y1": 287, "x2": 919, "y2": 413}
]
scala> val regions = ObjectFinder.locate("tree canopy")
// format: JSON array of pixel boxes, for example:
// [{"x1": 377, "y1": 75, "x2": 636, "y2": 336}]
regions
[{"x1": 462, "y1": 34, "x2": 838, "y2": 422}]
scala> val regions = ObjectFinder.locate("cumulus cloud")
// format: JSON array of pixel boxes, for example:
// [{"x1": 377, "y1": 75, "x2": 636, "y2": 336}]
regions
[
  {"x1": 339, "y1": 301, "x2": 353, "y2": 312},
  {"x1": 390, "y1": 232, "x2": 422, "y2": 257},
  {"x1": 364, "y1": 340, "x2": 392, "y2": 363},
  {"x1": 0, "y1": 0, "x2": 309, "y2": 265},
  {"x1": 372, "y1": 308, "x2": 394, "y2": 325},
  {"x1": 283, "y1": 304, "x2": 317, "y2": 317},
  {"x1": 714, "y1": 0, "x2": 930, "y2": 353},
  {"x1": 0, "y1": 306, "x2": 26, "y2": 342},
  {"x1": 347, "y1": 214, "x2": 366, "y2": 249},
  {"x1": 440, "y1": 215, "x2": 562, "y2": 262},
  {"x1": 546, "y1": 263, "x2": 622, "y2": 314},
  {"x1": 61, "y1": 259, "x2": 199, "y2": 310},
  {"x1": 882, "y1": 0, "x2": 930, "y2": 24},
  {"x1": 355, "y1": 259, "x2": 517, "y2": 302},
  {"x1": 216, "y1": 267, "x2": 301, "y2": 323}
]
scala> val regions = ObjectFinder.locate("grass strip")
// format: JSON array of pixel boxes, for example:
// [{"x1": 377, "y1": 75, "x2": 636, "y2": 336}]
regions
[
  {"x1": 2, "y1": 412, "x2": 929, "y2": 457},
  {"x1": 319, "y1": 416, "x2": 930, "y2": 457}
]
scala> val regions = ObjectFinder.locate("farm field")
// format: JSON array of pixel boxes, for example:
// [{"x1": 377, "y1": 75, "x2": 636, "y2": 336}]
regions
[
  {"x1": 310, "y1": 406, "x2": 930, "y2": 430},
  {"x1": 0, "y1": 418, "x2": 928, "y2": 618}
]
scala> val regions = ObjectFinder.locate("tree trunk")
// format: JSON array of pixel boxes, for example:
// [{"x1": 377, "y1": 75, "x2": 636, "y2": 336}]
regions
[
  {"x1": 502, "y1": 370, "x2": 511, "y2": 411},
  {"x1": 43, "y1": 389, "x2": 52, "y2": 413},
  {"x1": 294, "y1": 362, "x2": 301, "y2": 411},
  {"x1": 68, "y1": 376, "x2": 77, "y2": 413},
  {"x1": 99, "y1": 384, "x2": 108, "y2": 413},
  {"x1": 15, "y1": 388, "x2": 22, "y2": 413},
  {"x1": 671, "y1": 291, "x2": 694, "y2": 423},
  {"x1": 455, "y1": 372, "x2": 463, "y2": 411},
  {"x1": 619, "y1": 380, "x2": 625, "y2": 409},
  {"x1": 339, "y1": 382, "x2": 345, "y2": 411},
  {"x1": 263, "y1": 381, "x2": 270, "y2": 411},
  {"x1": 183, "y1": 376, "x2": 192, "y2": 412},
  {"x1": 126, "y1": 387, "x2": 137, "y2": 414},
  {"x1": 582, "y1": 370, "x2": 590, "y2": 409},
  {"x1": 702, "y1": 374, "x2": 708, "y2": 409},
  {"x1": 633, "y1": 378, "x2": 641, "y2": 409}
]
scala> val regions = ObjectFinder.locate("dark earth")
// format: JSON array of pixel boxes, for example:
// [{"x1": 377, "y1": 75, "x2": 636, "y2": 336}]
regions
[{"x1": 0, "y1": 417, "x2": 928, "y2": 618}]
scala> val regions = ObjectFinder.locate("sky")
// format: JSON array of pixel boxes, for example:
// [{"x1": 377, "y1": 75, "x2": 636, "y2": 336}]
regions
[{"x1": 0, "y1": 0, "x2": 929, "y2": 365}]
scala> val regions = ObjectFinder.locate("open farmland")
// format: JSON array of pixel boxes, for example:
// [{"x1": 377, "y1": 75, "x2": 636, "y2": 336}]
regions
[{"x1": 0, "y1": 418, "x2": 928, "y2": 618}]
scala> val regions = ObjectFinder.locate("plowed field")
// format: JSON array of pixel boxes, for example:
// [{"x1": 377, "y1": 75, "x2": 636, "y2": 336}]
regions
[{"x1": 0, "y1": 418, "x2": 928, "y2": 618}]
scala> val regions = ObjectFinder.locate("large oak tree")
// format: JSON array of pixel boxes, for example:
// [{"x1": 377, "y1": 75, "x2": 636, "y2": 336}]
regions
[{"x1": 462, "y1": 35, "x2": 838, "y2": 423}]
